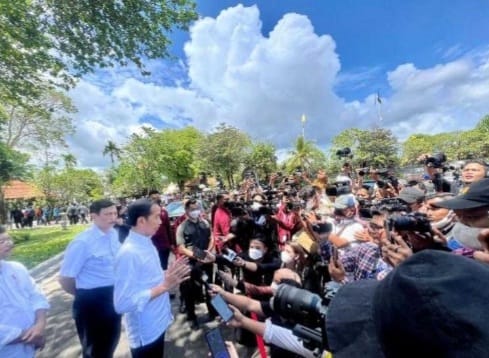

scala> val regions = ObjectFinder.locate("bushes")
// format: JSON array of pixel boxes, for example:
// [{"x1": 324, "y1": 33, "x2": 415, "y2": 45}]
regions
[{"x1": 9, "y1": 226, "x2": 86, "y2": 269}]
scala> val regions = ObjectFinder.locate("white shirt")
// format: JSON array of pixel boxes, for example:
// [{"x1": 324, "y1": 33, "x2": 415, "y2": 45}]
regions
[
  {"x1": 113, "y1": 230, "x2": 173, "y2": 348},
  {"x1": 0, "y1": 261, "x2": 50, "y2": 358},
  {"x1": 263, "y1": 319, "x2": 317, "y2": 358},
  {"x1": 331, "y1": 218, "x2": 364, "y2": 254},
  {"x1": 60, "y1": 225, "x2": 120, "y2": 289}
]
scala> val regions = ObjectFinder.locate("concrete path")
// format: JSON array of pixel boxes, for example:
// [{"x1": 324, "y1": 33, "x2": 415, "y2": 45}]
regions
[{"x1": 32, "y1": 253, "x2": 259, "y2": 358}]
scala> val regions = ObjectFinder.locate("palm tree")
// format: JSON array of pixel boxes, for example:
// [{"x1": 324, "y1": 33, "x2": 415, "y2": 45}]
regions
[
  {"x1": 103, "y1": 140, "x2": 122, "y2": 165},
  {"x1": 62, "y1": 153, "x2": 77, "y2": 169},
  {"x1": 286, "y1": 136, "x2": 317, "y2": 172}
]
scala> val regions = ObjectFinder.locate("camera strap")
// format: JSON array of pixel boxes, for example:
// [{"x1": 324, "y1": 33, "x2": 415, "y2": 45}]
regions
[{"x1": 249, "y1": 310, "x2": 267, "y2": 358}]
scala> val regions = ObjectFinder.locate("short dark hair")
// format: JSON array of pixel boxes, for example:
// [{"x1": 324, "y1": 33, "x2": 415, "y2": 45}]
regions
[
  {"x1": 185, "y1": 198, "x2": 199, "y2": 210},
  {"x1": 462, "y1": 160, "x2": 488, "y2": 169},
  {"x1": 89, "y1": 199, "x2": 115, "y2": 214},
  {"x1": 127, "y1": 198, "x2": 154, "y2": 226},
  {"x1": 148, "y1": 190, "x2": 160, "y2": 196}
]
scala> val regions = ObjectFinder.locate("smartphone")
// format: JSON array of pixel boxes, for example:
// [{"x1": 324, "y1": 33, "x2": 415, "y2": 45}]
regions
[
  {"x1": 205, "y1": 327, "x2": 230, "y2": 358},
  {"x1": 192, "y1": 246, "x2": 207, "y2": 260},
  {"x1": 222, "y1": 248, "x2": 237, "y2": 262},
  {"x1": 211, "y1": 294, "x2": 234, "y2": 322},
  {"x1": 331, "y1": 246, "x2": 339, "y2": 264}
]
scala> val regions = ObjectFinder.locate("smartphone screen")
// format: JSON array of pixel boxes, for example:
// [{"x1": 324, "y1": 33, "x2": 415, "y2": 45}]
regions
[
  {"x1": 192, "y1": 246, "x2": 206, "y2": 260},
  {"x1": 211, "y1": 294, "x2": 234, "y2": 322},
  {"x1": 205, "y1": 328, "x2": 230, "y2": 358}
]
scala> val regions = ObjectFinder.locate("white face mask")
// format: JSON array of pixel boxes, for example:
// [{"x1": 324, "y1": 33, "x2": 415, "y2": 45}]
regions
[
  {"x1": 249, "y1": 248, "x2": 263, "y2": 260},
  {"x1": 270, "y1": 282, "x2": 278, "y2": 291},
  {"x1": 189, "y1": 209, "x2": 201, "y2": 219},
  {"x1": 280, "y1": 251, "x2": 294, "y2": 264}
]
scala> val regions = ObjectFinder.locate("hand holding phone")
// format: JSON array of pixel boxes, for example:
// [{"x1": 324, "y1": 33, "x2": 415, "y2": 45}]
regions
[
  {"x1": 192, "y1": 246, "x2": 207, "y2": 261},
  {"x1": 211, "y1": 294, "x2": 234, "y2": 322},
  {"x1": 205, "y1": 328, "x2": 231, "y2": 358}
]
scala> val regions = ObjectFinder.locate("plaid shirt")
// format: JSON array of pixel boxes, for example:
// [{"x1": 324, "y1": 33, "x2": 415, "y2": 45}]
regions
[{"x1": 341, "y1": 242, "x2": 384, "y2": 281}]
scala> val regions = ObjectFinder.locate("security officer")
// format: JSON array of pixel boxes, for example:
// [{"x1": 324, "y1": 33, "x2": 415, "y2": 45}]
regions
[{"x1": 176, "y1": 199, "x2": 216, "y2": 330}]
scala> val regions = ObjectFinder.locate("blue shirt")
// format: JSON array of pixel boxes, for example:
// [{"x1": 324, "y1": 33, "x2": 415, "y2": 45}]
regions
[
  {"x1": 113, "y1": 230, "x2": 173, "y2": 348},
  {"x1": 60, "y1": 225, "x2": 120, "y2": 289}
]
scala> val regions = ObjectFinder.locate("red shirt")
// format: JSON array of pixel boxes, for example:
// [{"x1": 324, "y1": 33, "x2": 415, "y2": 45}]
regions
[
  {"x1": 151, "y1": 207, "x2": 173, "y2": 250},
  {"x1": 213, "y1": 207, "x2": 231, "y2": 252}
]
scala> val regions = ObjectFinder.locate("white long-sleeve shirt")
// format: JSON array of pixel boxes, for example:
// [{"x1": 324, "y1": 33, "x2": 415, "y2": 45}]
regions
[
  {"x1": 113, "y1": 230, "x2": 173, "y2": 348},
  {"x1": 263, "y1": 319, "x2": 318, "y2": 358},
  {"x1": 0, "y1": 260, "x2": 50, "y2": 358}
]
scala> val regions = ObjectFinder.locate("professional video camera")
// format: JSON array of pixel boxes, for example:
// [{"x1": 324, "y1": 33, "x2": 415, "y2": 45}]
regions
[
  {"x1": 388, "y1": 212, "x2": 431, "y2": 233},
  {"x1": 357, "y1": 167, "x2": 389, "y2": 177},
  {"x1": 271, "y1": 284, "x2": 329, "y2": 355},
  {"x1": 374, "y1": 198, "x2": 409, "y2": 213},
  {"x1": 423, "y1": 153, "x2": 447, "y2": 169},
  {"x1": 336, "y1": 147, "x2": 353, "y2": 159}
]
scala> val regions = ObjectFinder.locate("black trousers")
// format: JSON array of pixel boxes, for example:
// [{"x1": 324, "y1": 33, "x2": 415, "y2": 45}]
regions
[
  {"x1": 130, "y1": 332, "x2": 165, "y2": 358},
  {"x1": 73, "y1": 286, "x2": 121, "y2": 358},
  {"x1": 180, "y1": 262, "x2": 216, "y2": 320}
]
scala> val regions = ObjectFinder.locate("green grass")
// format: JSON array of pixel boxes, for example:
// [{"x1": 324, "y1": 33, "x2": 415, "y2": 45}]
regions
[{"x1": 9, "y1": 225, "x2": 87, "y2": 269}]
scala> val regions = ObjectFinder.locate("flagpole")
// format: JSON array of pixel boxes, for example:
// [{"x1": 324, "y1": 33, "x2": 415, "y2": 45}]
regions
[
  {"x1": 376, "y1": 92, "x2": 383, "y2": 125},
  {"x1": 301, "y1": 114, "x2": 306, "y2": 139}
]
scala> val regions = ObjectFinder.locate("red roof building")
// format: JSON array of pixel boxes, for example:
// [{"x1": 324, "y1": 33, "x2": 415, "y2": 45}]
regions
[{"x1": 1, "y1": 180, "x2": 45, "y2": 200}]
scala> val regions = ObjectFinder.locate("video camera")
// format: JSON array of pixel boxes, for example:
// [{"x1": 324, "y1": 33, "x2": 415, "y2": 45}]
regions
[
  {"x1": 336, "y1": 147, "x2": 353, "y2": 159},
  {"x1": 271, "y1": 284, "x2": 329, "y2": 354},
  {"x1": 374, "y1": 198, "x2": 409, "y2": 213},
  {"x1": 388, "y1": 212, "x2": 431, "y2": 233},
  {"x1": 423, "y1": 153, "x2": 447, "y2": 169}
]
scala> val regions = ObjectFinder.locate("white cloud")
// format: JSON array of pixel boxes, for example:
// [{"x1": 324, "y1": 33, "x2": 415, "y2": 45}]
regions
[{"x1": 64, "y1": 4, "x2": 489, "y2": 168}]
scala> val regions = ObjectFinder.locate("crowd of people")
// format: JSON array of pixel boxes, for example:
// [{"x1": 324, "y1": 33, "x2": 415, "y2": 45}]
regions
[
  {"x1": 2, "y1": 156, "x2": 489, "y2": 358},
  {"x1": 9, "y1": 203, "x2": 90, "y2": 228}
]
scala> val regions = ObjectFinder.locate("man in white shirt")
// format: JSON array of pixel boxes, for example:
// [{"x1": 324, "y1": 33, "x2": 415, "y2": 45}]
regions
[
  {"x1": 0, "y1": 226, "x2": 50, "y2": 358},
  {"x1": 59, "y1": 199, "x2": 121, "y2": 358},
  {"x1": 114, "y1": 198, "x2": 190, "y2": 358}
]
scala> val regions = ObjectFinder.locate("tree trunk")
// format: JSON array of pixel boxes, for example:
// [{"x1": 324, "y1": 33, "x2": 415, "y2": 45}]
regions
[{"x1": 0, "y1": 189, "x2": 7, "y2": 225}]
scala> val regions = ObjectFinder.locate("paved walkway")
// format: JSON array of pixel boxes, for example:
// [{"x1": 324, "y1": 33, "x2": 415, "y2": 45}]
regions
[{"x1": 32, "y1": 253, "x2": 258, "y2": 358}]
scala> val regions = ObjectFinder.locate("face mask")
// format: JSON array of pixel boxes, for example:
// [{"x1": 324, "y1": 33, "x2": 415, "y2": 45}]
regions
[
  {"x1": 256, "y1": 215, "x2": 266, "y2": 226},
  {"x1": 189, "y1": 210, "x2": 200, "y2": 219},
  {"x1": 251, "y1": 202, "x2": 262, "y2": 212},
  {"x1": 270, "y1": 282, "x2": 278, "y2": 291},
  {"x1": 280, "y1": 251, "x2": 294, "y2": 264},
  {"x1": 249, "y1": 248, "x2": 263, "y2": 260}
]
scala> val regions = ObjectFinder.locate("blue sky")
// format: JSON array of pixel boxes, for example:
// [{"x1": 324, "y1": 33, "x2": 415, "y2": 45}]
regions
[{"x1": 67, "y1": 1, "x2": 489, "y2": 167}]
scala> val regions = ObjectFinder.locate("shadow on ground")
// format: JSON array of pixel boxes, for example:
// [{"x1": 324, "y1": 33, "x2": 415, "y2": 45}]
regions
[{"x1": 34, "y1": 254, "x2": 260, "y2": 358}]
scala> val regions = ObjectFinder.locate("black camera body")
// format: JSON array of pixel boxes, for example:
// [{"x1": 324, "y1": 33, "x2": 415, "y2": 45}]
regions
[
  {"x1": 336, "y1": 147, "x2": 353, "y2": 158},
  {"x1": 389, "y1": 212, "x2": 431, "y2": 233},
  {"x1": 424, "y1": 153, "x2": 447, "y2": 169},
  {"x1": 271, "y1": 284, "x2": 329, "y2": 354}
]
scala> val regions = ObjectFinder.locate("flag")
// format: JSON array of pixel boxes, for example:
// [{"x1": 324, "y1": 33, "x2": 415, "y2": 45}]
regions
[
  {"x1": 376, "y1": 92, "x2": 382, "y2": 104},
  {"x1": 301, "y1": 114, "x2": 306, "y2": 123}
]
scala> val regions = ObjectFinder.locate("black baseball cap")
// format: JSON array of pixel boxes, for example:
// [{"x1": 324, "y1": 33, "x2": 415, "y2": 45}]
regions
[
  {"x1": 327, "y1": 250, "x2": 489, "y2": 357},
  {"x1": 434, "y1": 178, "x2": 489, "y2": 210}
]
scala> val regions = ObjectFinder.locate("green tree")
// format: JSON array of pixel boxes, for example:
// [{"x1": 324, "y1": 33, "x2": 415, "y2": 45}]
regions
[
  {"x1": 103, "y1": 140, "x2": 122, "y2": 165},
  {"x1": 113, "y1": 126, "x2": 204, "y2": 193},
  {"x1": 475, "y1": 114, "x2": 489, "y2": 133},
  {"x1": 1, "y1": 0, "x2": 198, "y2": 105},
  {"x1": 0, "y1": 142, "x2": 29, "y2": 223},
  {"x1": 244, "y1": 142, "x2": 277, "y2": 179},
  {"x1": 62, "y1": 154, "x2": 77, "y2": 169},
  {"x1": 52, "y1": 168, "x2": 104, "y2": 203},
  {"x1": 1, "y1": 90, "x2": 76, "y2": 150},
  {"x1": 197, "y1": 124, "x2": 251, "y2": 188},
  {"x1": 286, "y1": 136, "x2": 326, "y2": 173},
  {"x1": 330, "y1": 128, "x2": 399, "y2": 171}
]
